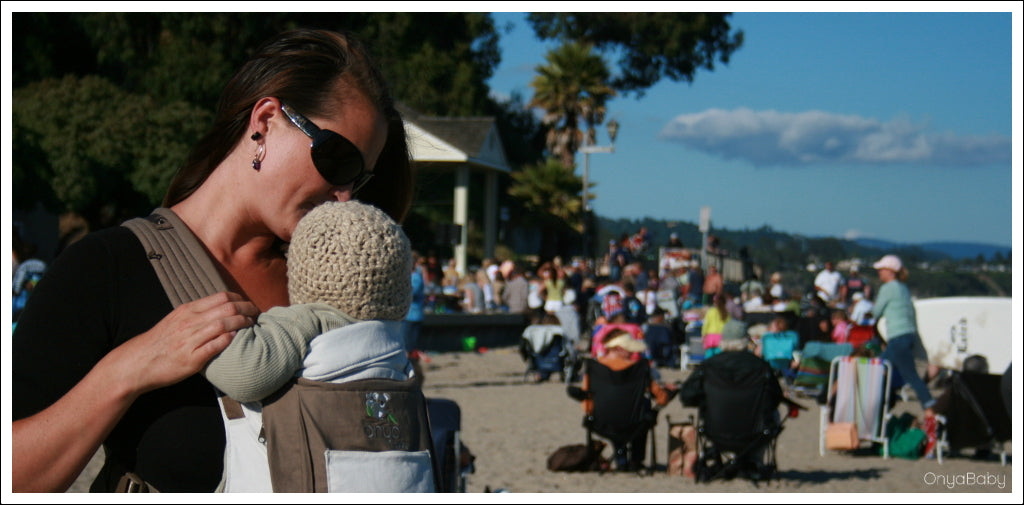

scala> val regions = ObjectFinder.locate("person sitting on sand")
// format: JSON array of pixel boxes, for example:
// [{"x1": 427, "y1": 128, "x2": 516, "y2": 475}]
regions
[{"x1": 580, "y1": 332, "x2": 677, "y2": 471}]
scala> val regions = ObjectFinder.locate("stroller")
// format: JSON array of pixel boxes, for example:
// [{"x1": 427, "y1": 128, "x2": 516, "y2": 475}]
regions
[
  {"x1": 426, "y1": 398, "x2": 475, "y2": 492},
  {"x1": 520, "y1": 321, "x2": 574, "y2": 383},
  {"x1": 569, "y1": 358, "x2": 667, "y2": 474},
  {"x1": 934, "y1": 371, "x2": 1012, "y2": 465},
  {"x1": 679, "y1": 350, "x2": 802, "y2": 483}
]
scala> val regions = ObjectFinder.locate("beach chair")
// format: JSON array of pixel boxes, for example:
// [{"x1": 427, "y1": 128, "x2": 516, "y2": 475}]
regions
[
  {"x1": 791, "y1": 341, "x2": 853, "y2": 398},
  {"x1": 846, "y1": 324, "x2": 875, "y2": 348},
  {"x1": 819, "y1": 356, "x2": 893, "y2": 458},
  {"x1": 577, "y1": 358, "x2": 661, "y2": 474},
  {"x1": 680, "y1": 350, "x2": 802, "y2": 484},
  {"x1": 934, "y1": 372, "x2": 1011, "y2": 465},
  {"x1": 760, "y1": 330, "x2": 800, "y2": 383},
  {"x1": 426, "y1": 398, "x2": 474, "y2": 492}
]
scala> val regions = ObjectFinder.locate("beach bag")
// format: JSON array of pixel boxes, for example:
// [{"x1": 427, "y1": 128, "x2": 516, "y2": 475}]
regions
[
  {"x1": 884, "y1": 413, "x2": 926, "y2": 460},
  {"x1": 547, "y1": 441, "x2": 608, "y2": 472},
  {"x1": 825, "y1": 422, "x2": 859, "y2": 450}
]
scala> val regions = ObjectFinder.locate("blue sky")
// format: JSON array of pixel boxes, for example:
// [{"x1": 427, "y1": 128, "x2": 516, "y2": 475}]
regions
[{"x1": 486, "y1": 8, "x2": 1019, "y2": 248}]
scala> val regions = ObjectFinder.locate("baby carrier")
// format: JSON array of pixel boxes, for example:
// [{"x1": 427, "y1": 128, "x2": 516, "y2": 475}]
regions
[{"x1": 124, "y1": 208, "x2": 439, "y2": 492}]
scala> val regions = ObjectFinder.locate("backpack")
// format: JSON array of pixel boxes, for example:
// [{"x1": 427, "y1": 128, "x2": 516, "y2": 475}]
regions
[
  {"x1": 124, "y1": 208, "x2": 439, "y2": 492},
  {"x1": 547, "y1": 441, "x2": 609, "y2": 472},
  {"x1": 883, "y1": 412, "x2": 927, "y2": 460}
]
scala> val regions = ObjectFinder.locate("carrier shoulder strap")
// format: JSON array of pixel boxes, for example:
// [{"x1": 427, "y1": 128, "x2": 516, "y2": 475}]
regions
[
  {"x1": 119, "y1": 208, "x2": 233, "y2": 491},
  {"x1": 122, "y1": 207, "x2": 229, "y2": 309},
  {"x1": 122, "y1": 208, "x2": 243, "y2": 413}
]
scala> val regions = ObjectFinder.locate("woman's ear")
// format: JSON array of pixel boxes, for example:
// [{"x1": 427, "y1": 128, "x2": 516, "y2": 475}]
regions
[{"x1": 248, "y1": 97, "x2": 282, "y2": 139}]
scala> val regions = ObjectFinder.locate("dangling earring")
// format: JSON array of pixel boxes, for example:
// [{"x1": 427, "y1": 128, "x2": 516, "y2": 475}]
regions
[{"x1": 251, "y1": 136, "x2": 265, "y2": 171}]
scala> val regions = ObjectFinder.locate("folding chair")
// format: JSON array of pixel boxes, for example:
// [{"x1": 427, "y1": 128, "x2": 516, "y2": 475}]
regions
[
  {"x1": 682, "y1": 350, "x2": 802, "y2": 484},
  {"x1": 819, "y1": 356, "x2": 893, "y2": 458},
  {"x1": 791, "y1": 341, "x2": 853, "y2": 398},
  {"x1": 579, "y1": 358, "x2": 660, "y2": 474}
]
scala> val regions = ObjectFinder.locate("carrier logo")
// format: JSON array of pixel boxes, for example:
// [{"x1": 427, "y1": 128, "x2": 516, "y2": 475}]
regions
[
  {"x1": 364, "y1": 392, "x2": 405, "y2": 448},
  {"x1": 365, "y1": 392, "x2": 399, "y2": 425}
]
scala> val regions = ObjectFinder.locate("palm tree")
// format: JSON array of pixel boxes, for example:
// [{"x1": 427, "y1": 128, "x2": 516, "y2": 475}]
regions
[
  {"x1": 508, "y1": 157, "x2": 585, "y2": 230},
  {"x1": 528, "y1": 42, "x2": 616, "y2": 170},
  {"x1": 508, "y1": 157, "x2": 587, "y2": 261}
]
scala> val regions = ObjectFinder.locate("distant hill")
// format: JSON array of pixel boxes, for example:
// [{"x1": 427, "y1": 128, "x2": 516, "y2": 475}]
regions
[
  {"x1": 594, "y1": 215, "x2": 1010, "y2": 273},
  {"x1": 855, "y1": 238, "x2": 1012, "y2": 261}
]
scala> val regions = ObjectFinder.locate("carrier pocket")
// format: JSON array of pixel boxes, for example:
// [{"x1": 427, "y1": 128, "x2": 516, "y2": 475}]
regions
[{"x1": 325, "y1": 449, "x2": 435, "y2": 493}]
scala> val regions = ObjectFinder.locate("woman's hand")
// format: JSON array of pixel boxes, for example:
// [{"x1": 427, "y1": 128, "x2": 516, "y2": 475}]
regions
[
  {"x1": 108, "y1": 291, "x2": 260, "y2": 395},
  {"x1": 13, "y1": 292, "x2": 259, "y2": 492}
]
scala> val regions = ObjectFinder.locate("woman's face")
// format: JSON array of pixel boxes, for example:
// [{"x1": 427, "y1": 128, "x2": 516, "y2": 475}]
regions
[
  {"x1": 877, "y1": 268, "x2": 895, "y2": 282},
  {"x1": 258, "y1": 93, "x2": 388, "y2": 242}
]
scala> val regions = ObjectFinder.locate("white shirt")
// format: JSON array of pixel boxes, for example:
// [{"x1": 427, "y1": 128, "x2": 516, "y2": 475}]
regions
[{"x1": 814, "y1": 269, "x2": 843, "y2": 302}]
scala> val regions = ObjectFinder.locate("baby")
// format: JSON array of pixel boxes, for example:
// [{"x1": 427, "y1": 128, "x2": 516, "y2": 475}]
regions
[{"x1": 203, "y1": 200, "x2": 435, "y2": 493}]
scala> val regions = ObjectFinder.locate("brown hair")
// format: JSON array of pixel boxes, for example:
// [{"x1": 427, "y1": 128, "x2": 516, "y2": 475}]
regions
[{"x1": 163, "y1": 29, "x2": 412, "y2": 222}]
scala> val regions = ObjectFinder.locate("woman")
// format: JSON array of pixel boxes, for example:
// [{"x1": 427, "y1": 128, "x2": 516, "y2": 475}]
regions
[
  {"x1": 12, "y1": 29, "x2": 412, "y2": 492},
  {"x1": 540, "y1": 263, "x2": 566, "y2": 314},
  {"x1": 872, "y1": 254, "x2": 935, "y2": 415}
]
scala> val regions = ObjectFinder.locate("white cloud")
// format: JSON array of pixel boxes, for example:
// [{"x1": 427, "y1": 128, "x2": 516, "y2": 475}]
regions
[{"x1": 658, "y1": 108, "x2": 1010, "y2": 167}]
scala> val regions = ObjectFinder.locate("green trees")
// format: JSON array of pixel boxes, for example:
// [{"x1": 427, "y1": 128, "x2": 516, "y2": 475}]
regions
[
  {"x1": 508, "y1": 158, "x2": 585, "y2": 230},
  {"x1": 13, "y1": 75, "x2": 211, "y2": 229},
  {"x1": 527, "y1": 12, "x2": 744, "y2": 97},
  {"x1": 12, "y1": 12, "x2": 506, "y2": 236},
  {"x1": 507, "y1": 158, "x2": 587, "y2": 260}
]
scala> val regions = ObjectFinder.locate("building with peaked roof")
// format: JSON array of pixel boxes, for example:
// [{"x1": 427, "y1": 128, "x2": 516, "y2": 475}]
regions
[{"x1": 400, "y1": 104, "x2": 512, "y2": 275}]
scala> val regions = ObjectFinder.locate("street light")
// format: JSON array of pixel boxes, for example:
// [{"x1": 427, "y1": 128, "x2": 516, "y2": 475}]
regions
[
  {"x1": 578, "y1": 119, "x2": 620, "y2": 261},
  {"x1": 579, "y1": 119, "x2": 619, "y2": 212}
]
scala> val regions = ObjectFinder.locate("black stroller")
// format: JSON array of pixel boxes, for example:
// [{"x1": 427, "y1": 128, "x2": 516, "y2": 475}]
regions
[
  {"x1": 520, "y1": 320, "x2": 575, "y2": 383},
  {"x1": 426, "y1": 398, "x2": 475, "y2": 492},
  {"x1": 934, "y1": 371, "x2": 1012, "y2": 465},
  {"x1": 680, "y1": 350, "x2": 803, "y2": 483}
]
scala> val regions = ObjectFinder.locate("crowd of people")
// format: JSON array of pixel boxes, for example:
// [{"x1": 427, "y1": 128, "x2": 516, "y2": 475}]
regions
[{"x1": 496, "y1": 227, "x2": 951, "y2": 467}]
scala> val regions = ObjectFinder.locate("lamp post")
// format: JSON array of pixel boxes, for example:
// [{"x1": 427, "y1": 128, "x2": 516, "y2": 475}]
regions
[{"x1": 578, "y1": 119, "x2": 619, "y2": 263}]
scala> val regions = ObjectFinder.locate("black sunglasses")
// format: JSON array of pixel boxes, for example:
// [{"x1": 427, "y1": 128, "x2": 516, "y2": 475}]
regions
[{"x1": 280, "y1": 103, "x2": 373, "y2": 193}]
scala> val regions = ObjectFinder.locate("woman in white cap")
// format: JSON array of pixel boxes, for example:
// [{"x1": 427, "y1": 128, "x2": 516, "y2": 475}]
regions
[{"x1": 872, "y1": 254, "x2": 937, "y2": 452}]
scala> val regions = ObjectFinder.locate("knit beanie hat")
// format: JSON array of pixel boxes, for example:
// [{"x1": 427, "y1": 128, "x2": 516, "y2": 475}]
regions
[{"x1": 287, "y1": 201, "x2": 412, "y2": 321}]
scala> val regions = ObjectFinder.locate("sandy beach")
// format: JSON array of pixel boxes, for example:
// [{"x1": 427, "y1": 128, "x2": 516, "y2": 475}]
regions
[{"x1": 68, "y1": 345, "x2": 1016, "y2": 497}]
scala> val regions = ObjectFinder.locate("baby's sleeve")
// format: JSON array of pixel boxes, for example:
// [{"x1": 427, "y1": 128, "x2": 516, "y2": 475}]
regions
[{"x1": 203, "y1": 305, "x2": 327, "y2": 402}]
